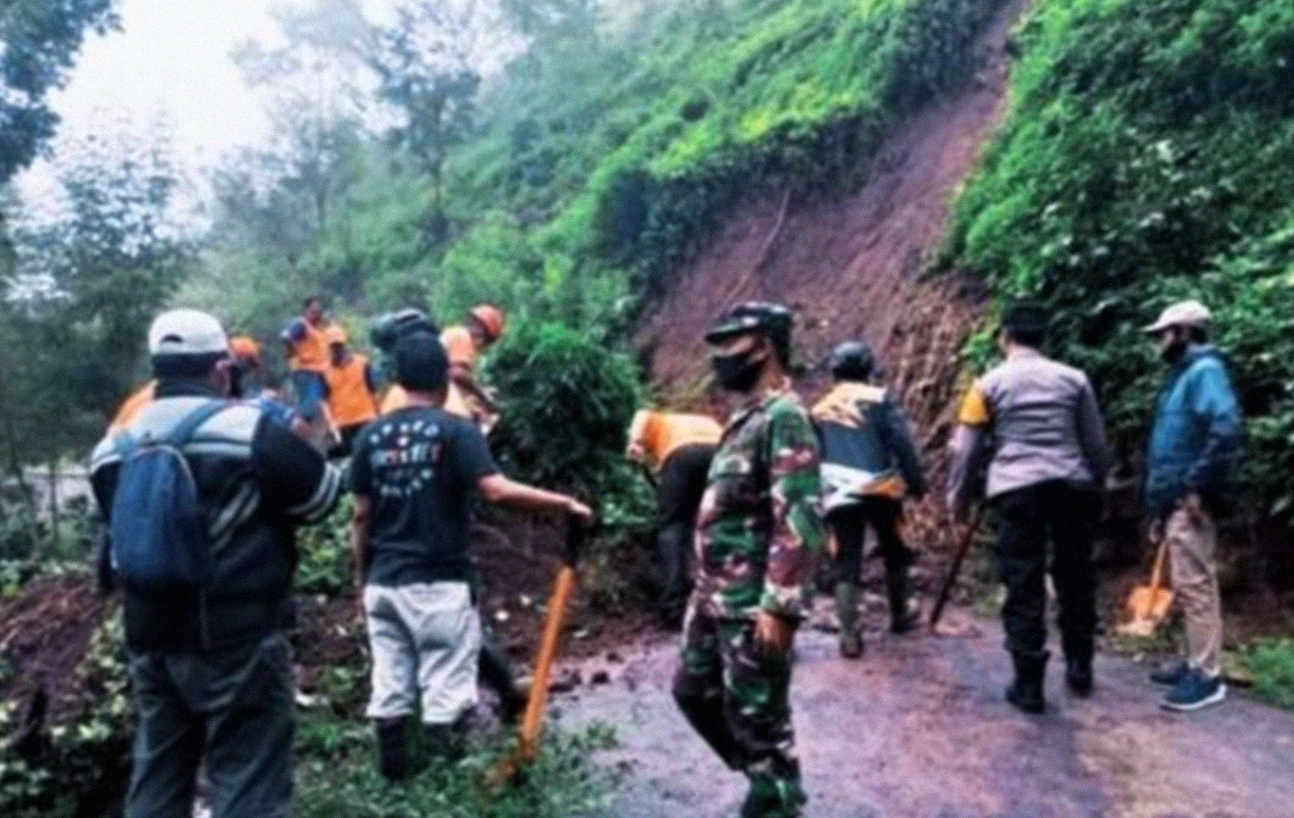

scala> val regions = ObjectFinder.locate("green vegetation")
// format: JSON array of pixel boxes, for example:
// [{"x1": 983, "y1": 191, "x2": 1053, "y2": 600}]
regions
[
  {"x1": 0, "y1": 613, "x2": 132, "y2": 818},
  {"x1": 295, "y1": 719, "x2": 616, "y2": 818},
  {"x1": 1238, "y1": 637, "x2": 1294, "y2": 710},
  {"x1": 183, "y1": 0, "x2": 1008, "y2": 335},
  {"x1": 485, "y1": 321, "x2": 641, "y2": 499},
  {"x1": 945, "y1": 0, "x2": 1294, "y2": 518}
]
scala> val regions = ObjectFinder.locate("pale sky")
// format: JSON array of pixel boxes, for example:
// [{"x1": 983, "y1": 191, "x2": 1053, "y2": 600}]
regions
[{"x1": 14, "y1": 0, "x2": 402, "y2": 212}]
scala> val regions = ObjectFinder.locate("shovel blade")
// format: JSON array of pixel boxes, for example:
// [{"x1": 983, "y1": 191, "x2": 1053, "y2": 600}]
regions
[{"x1": 1118, "y1": 586, "x2": 1174, "y2": 636}]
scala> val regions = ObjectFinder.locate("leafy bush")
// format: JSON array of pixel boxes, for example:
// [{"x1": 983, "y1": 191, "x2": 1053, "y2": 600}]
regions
[
  {"x1": 0, "y1": 612, "x2": 132, "y2": 818},
  {"x1": 295, "y1": 721, "x2": 616, "y2": 818},
  {"x1": 297, "y1": 497, "x2": 356, "y2": 596},
  {"x1": 945, "y1": 0, "x2": 1294, "y2": 518},
  {"x1": 1239, "y1": 637, "x2": 1294, "y2": 711},
  {"x1": 484, "y1": 321, "x2": 642, "y2": 503}
]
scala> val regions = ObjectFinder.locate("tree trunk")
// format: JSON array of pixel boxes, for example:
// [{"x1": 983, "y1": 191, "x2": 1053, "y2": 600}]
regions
[{"x1": 47, "y1": 458, "x2": 61, "y2": 556}]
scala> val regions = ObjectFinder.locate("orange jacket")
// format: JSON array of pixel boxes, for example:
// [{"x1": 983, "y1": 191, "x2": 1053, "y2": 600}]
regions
[{"x1": 287, "y1": 320, "x2": 331, "y2": 372}]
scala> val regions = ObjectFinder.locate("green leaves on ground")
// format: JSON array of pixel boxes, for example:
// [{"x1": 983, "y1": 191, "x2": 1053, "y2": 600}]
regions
[{"x1": 295, "y1": 718, "x2": 616, "y2": 818}]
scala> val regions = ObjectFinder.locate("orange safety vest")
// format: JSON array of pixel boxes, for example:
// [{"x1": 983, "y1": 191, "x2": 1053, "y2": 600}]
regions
[
  {"x1": 290, "y1": 321, "x2": 331, "y2": 372},
  {"x1": 324, "y1": 353, "x2": 377, "y2": 428},
  {"x1": 627, "y1": 410, "x2": 723, "y2": 472},
  {"x1": 108, "y1": 381, "x2": 158, "y2": 433}
]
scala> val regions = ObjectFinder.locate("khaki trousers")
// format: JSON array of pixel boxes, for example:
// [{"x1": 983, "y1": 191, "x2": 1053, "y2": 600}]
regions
[{"x1": 1166, "y1": 503, "x2": 1222, "y2": 677}]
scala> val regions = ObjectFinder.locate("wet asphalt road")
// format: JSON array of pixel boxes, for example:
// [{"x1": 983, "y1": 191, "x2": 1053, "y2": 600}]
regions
[{"x1": 552, "y1": 612, "x2": 1294, "y2": 818}]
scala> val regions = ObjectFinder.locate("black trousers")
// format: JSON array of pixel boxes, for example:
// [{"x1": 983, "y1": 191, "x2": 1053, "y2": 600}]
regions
[
  {"x1": 991, "y1": 480, "x2": 1098, "y2": 661},
  {"x1": 827, "y1": 498, "x2": 911, "y2": 583},
  {"x1": 655, "y1": 443, "x2": 717, "y2": 616}
]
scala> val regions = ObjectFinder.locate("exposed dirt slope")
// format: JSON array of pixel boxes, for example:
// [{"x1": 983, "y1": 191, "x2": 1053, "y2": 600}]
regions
[{"x1": 635, "y1": 0, "x2": 1026, "y2": 547}]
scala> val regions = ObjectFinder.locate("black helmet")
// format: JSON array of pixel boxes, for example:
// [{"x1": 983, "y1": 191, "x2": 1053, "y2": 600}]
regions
[
  {"x1": 371, "y1": 308, "x2": 439, "y2": 353},
  {"x1": 704, "y1": 302, "x2": 793, "y2": 364},
  {"x1": 827, "y1": 341, "x2": 874, "y2": 381}
]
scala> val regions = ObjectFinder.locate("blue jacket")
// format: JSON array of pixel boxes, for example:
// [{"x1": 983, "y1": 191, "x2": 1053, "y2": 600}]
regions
[{"x1": 1145, "y1": 345, "x2": 1242, "y2": 517}]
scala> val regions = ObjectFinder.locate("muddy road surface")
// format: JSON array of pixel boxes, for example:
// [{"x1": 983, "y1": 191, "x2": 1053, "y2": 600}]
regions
[{"x1": 553, "y1": 611, "x2": 1294, "y2": 818}]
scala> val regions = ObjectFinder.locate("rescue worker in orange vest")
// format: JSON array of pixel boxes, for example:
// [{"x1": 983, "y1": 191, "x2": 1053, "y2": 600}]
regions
[
  {"x1": 626, "y1": 407, "x2": 722, "y2": 627},
  {"x1": 380, "y1": 305, "x2": 504, "y2": 426},
  {"x1": 282, "y1": 296, "x2": 333, "y2": 427},
  {"x1": 323, "y1": 326, "x2": 379, "y2": 458}
]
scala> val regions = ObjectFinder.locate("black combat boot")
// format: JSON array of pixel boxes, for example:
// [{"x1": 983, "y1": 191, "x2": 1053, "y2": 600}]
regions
[
  {"x1": 375, "y1": 717, "x2": 412, "y2": 783},
  {"x1": 1063, "y1": 645, "x2": 1094, "y2": 698},
  {"x1": 1005, "y1": 651, "x2": 1048, "y2": 714},
  {"x1": 886, "y1": 568, "x2": 916, "y2": 634}
]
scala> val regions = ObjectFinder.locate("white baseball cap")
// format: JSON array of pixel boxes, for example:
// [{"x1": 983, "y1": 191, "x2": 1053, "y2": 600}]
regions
[
  {"x1": 1144, "y1": 300, "x2": 1211, "y2": 334},
  {"x1": 148, "y1": 309, "x2": 230, "y2": 356}
]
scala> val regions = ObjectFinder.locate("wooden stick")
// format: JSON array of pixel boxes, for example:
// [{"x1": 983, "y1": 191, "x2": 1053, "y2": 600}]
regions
[{"x1": 928, "y1": 514, "x2": 977, "y2": 630}]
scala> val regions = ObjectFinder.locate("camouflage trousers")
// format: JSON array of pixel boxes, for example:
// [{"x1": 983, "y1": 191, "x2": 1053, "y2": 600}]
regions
[{"x1": 672, "y1": 611, "x2": 805, "y2": 818}]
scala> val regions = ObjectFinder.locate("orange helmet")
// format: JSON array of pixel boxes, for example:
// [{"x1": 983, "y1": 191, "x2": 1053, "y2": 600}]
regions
[
  {"x1": 228, "y1": 336, "x2": 261, "y2": 367},
  {"x1": 469, "y1": 305, "x2": 505, "y2": 342},
  {"x1": 325, "y1": 325, "x2": 348, "y2": 346}
]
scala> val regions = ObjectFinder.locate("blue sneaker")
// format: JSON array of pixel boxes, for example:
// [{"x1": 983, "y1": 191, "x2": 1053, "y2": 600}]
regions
[{"x1": 1161, "y1": 668, "x2": 1226, "y2": 711}]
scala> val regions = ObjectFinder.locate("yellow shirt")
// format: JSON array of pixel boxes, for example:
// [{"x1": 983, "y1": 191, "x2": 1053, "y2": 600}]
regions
[{"x1": 627, "y1": 409, "x2": 723, "y2": 472}]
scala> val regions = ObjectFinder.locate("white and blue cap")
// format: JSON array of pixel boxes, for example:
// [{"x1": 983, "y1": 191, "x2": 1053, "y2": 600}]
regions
[{"x1": 148, "y1": 309, "x2": 229, "y2": 357}]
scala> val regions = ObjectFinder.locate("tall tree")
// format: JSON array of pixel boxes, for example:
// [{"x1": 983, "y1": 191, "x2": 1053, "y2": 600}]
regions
[
  {"x1": 1, "y1": 129, "x2": 191, "y2": 470},
  {"x1": 366, "y1": 0, "x2": 512, "y2": 241},
  {"x1": 0, "y1": 0, "x2": 118, "y2": 185}
]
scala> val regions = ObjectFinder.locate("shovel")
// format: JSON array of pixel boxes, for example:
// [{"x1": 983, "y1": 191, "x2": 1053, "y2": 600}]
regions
[
  {"x1": 1117, "y1": 535, "x2": 1173, "y2": 637},
  {"x1": 486, "y1": 515, "x2": 589, "y2": 789}
]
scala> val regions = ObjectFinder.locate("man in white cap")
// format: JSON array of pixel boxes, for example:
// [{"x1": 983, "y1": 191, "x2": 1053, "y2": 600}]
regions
[
  {"x1": 1143, "y1": 299, "x2": 1243, "y2": 711},
  {"x1": 90, "y1": 309, "x2": 342, "y2": 818}
]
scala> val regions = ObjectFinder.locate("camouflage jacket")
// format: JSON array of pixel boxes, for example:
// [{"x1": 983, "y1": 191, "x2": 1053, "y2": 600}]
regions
[{"x1": 692, "y1": 386, "x2": 824, "y2": 621}]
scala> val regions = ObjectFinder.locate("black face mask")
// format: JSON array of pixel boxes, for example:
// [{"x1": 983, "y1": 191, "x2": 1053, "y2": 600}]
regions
[
  {"x1": 712, "y1": 350, "x2": 764, "y2": 392},
  {"x1": 1160, "y1": 332, "x2": 1189, "y2": 363}
]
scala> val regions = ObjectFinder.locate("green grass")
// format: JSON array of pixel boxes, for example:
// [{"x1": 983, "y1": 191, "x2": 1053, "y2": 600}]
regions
[
  {"x1": 1236, "y1": 638, "x2": 1294, "y2": 711},
  {"x1": 294, "y1": 715, "x2": 618, "y2": 818}
]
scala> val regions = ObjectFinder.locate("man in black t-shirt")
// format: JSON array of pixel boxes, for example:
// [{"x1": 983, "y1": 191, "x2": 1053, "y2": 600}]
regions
[{"x1": 350, "y1": 331, "x2": 591, "y2": 782}]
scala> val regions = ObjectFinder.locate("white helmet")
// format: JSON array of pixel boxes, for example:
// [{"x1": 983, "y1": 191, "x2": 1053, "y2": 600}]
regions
[{"x1": 148, "y1": 309, "x2": 229, "y2": 356}]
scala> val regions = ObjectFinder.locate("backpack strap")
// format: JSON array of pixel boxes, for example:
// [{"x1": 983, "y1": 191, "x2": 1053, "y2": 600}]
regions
[{"x1": 164, "y1": 399, "x2": 231, "y2": 449}]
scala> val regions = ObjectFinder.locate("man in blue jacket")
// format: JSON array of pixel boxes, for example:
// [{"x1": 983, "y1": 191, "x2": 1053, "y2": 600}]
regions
[{"x1": 1143, "y1": 300, "x2": 1243, "y2": 712}]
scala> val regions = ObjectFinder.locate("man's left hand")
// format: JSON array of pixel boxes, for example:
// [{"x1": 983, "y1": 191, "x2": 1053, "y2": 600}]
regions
[{"x1": 754, "y1": 611, "x2": 795, "y2": 657}]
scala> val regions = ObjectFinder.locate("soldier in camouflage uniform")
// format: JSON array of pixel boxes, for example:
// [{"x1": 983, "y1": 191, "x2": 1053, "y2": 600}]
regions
[{"x1": 672, "y1": 303, "x2": 824, "y2": 818}]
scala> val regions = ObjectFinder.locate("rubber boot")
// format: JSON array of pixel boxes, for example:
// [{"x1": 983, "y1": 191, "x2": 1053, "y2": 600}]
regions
[
  {"x1": 375, "y1": 717, "x2": 412, "y2": 783},
  {"x1": 1062, "y1": 631, "x2": 1094, "y2": 698},
  {"x1": 886, "y1": 567, "x2": 915, "y2": 634},
  {"x1": 478, "y1": 632, "x2": 526, "y2": 725},
  {"x1": 1005, "y1": 651, "x2": 1048, "y2": 714},
  {"x1": 835, "y1": 582, "x2": 863, "y2": 658}
]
